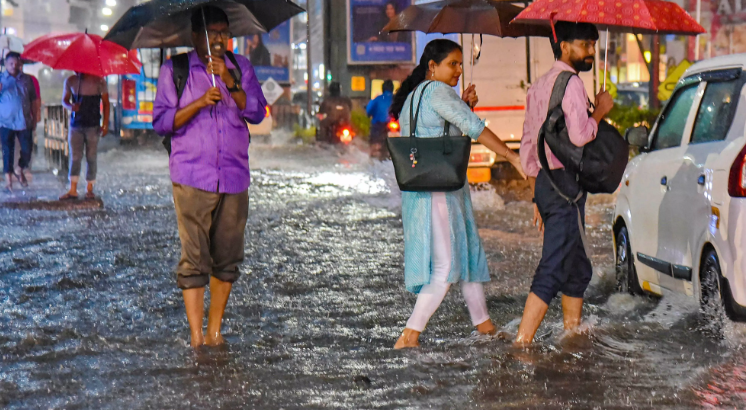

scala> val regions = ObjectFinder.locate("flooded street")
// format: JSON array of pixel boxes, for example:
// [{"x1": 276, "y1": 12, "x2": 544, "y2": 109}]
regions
[{"x1": 2, "y1": 140, "x2": 746, "y2": 409}]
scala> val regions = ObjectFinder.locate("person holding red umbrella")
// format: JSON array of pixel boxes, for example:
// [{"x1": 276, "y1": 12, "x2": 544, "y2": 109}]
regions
[
  {"x1": 58, "y1": 72, "x2": 109, "y2": 200},
  {"x1": 515, "y1": 22, "x2": 614, "y2": 346}
]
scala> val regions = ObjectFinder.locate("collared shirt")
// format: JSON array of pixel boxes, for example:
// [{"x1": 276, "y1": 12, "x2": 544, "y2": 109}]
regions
[
  {"x1": 0, "y1": 71, "x2": 37, "y2": 131},
  {"x1": 153, "y1": 50, "x2": 267, "y2": 194},
  {"x1": 366, "y1": 91, "x2": 393, "y2": 124},
  {"x1": 520, "y1": 60, "x2": 598, "y2": 178}
]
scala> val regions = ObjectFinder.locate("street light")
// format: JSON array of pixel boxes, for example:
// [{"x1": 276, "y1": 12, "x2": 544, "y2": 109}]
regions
[
  {"x1": 105, "y1": 0, "x2": 117, "y2": 6},
  {"x1": 101, "y1": 24, "x2": 110, "y2": 32},
  {"x1": 102, "y1": 7, "x2": 113, "y2": 16}
]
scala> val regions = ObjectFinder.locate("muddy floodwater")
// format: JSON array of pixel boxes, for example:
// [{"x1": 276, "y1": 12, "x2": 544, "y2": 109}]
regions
[{"x1": 1, "y1": 141, "x2": 746, "y2": 409}]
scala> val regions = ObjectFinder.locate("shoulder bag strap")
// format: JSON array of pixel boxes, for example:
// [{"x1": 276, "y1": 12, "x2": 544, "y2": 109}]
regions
[
  {"x1": 171, "y1": 53, "x2": 190, "y2": 102},
  {"x1": 409, "y1": 81, "x2": 434, "y2": 137},
  {"x1": 224, "y1": 51, "x2": 243, "y2": 84}
]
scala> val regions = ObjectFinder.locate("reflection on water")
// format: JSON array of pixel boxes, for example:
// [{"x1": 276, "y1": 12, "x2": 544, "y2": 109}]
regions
[{"x1": 0, "y1": 142, "x2": 745, "y2": 408}]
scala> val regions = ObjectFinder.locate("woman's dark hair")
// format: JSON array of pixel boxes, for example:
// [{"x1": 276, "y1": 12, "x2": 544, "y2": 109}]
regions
[
  {"x1": 390, "y1": 39, "x2": 462, "y2": 119},
  {"x1": 550, "y1": 22, "x2": 599, "y2": 59}
]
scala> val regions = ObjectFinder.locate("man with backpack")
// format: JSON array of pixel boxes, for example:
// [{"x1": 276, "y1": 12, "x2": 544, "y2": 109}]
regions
[
  {"x1": 515, "y1": 22, "x2": 614, "y2": 345},
  {"x1": 152, "y1": 6, "x2": 267, "y2": 348}
]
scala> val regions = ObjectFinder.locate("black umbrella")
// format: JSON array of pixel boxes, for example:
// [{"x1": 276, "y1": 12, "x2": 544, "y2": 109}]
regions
[{"x1": 104, "y1": 0, "x2": 305, "y2": 50}]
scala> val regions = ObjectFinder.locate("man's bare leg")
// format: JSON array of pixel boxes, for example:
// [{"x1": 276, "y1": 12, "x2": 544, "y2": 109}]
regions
[
  {"x1": 183, "y1": 287, "x2": 205, "y2": 348},
  {"x1": 561, "y1": 295, "x2": 583, "y2": 331},
  {"x1": 514, "y1": 292, "x2": 549, "y2": 346},
  {"x1": 205, "y1": 277, "x2": 232, "y2": 346}
]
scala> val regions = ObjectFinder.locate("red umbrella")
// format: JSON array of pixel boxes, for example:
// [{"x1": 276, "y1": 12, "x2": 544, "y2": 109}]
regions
[
  {"x1": 21, "y1": 32, "x2": 142, "y2": 77},
  {"x1": 513, "y1": 0, "x2": 705, "y2": 89},
  {"x1": 513, "y1": 0, "x2": 705, "y2": 35}
]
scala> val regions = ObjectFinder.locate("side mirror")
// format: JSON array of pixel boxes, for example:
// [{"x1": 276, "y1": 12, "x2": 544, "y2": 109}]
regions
[{"x1": 625, "y1": 126, "x2": 649, "y2": 148}]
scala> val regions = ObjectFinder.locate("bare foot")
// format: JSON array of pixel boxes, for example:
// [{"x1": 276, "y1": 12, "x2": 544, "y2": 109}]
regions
[
  {"x1": 190, "y1": 332, "x2": 205, "y2": 348},
  {"x1": 59, "y1": 191, "x2": 78, "y2": 200},
  {"x1": 205, "y1": 331, "x2": 225, "y2": 346},
  {"x1": 393, "y1": 328, "x2": 420, "y2": 349},
  {"x1": 476, "y1": 319, "x2": 496, "y2": 335}
]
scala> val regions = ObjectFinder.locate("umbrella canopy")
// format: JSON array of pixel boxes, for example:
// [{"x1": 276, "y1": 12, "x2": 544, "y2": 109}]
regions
[
  {"x1": 104, "y1": 0, "x2": 305, "y2": 49},
  {"x1": 383, "y1": 0, "x2": 552, "y2": 37},
  {"x1": 513, "y1": 0, "x2": 705, "y2": 35},
  {"x1": 21, "y1": 32, "x2": 142, "y2": 77}
]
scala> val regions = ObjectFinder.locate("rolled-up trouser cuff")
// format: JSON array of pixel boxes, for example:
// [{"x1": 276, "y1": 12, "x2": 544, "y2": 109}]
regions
[
  {"x1": 212, "y1": 269, "x2": 240, "y2": 284},
  {"x1": 177, "y1": 272, "x2": 210, "y2": 290}
]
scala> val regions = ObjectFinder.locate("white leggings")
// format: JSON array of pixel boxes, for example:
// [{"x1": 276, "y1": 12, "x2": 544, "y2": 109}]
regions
[{"x1": 405, "y1": 192, "x2": 490, "y2": 332}]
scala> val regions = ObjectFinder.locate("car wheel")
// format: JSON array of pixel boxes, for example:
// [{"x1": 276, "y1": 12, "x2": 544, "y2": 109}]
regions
[
  {"x1": 616, "y1": 226, "x2": 643, "y2": 295},
  {"x1": 699, "y1": 249, "x2": 727, "y2": 332}
]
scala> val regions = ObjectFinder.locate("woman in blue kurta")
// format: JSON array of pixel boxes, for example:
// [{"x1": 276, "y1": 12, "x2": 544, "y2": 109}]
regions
[{"x1": 391, "y1": 40, "x2": 525, "y2": 349}]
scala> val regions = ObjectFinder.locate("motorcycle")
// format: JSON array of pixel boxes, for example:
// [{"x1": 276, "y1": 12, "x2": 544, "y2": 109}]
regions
[{"x1": 316, "y1": 113, "x2": 356, "y2": 145}]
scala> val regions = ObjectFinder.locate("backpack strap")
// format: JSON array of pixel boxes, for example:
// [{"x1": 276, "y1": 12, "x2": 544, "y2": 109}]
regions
[
  {"x1": 224, "y1": 51, "x2": 242, "y2": 86},
  {"x1": 171, "y1": 53, "x2": 190, "y2": 102},
  {"x1": 548, "y1": 71, "x2": 575, "y2": 112}
]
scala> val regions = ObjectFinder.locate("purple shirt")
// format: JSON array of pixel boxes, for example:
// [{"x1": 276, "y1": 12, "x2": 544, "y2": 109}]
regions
[{"x1": 153, "y1": 50, "x2": 267, "y2": 193}]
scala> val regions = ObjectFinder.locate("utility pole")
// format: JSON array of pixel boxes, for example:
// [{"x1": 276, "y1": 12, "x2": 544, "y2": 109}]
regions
[
  {"x1": 650, "y1": 35, "x2": 660, "y2": 109},
  {"x1": 306, "y1": 0, "x2": 312, "y2": 115}
]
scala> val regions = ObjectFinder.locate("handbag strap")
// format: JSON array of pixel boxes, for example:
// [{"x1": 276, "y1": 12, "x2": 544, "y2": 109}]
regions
[{"x1": 408, "y1": 81, "x2": 455, "y2": 156}]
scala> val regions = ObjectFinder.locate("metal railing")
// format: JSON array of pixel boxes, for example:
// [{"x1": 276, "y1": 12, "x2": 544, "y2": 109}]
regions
[{"x1": 43, "y1": 105, "x2": 70, "y2": 172}]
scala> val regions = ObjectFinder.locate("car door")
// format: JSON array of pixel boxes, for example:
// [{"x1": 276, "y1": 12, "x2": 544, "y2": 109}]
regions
[
  {"x1": 657, "y1": 69, "x2": 744, "y2": 294},
  {"x1": 628, "y1": 83, "x2": 703, "y2": 291}
]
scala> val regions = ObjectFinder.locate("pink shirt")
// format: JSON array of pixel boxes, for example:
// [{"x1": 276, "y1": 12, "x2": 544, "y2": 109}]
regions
[{"x1": 520, "y1": 61, "x2": 598, "y2": 178}]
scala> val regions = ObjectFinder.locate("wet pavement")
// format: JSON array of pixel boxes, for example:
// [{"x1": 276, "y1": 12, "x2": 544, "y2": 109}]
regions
[{"x1": 1, "y1": 140, "x2": 746, "y2": 409}]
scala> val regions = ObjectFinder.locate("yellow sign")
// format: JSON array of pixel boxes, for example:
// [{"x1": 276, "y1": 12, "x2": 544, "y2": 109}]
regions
[
  {"x1": 603, "y1": 70, "x2": 617, "y2": 99},
  {"x1": 351, "y1": 76, "x2": 366, "y2": 92},
  {"x1": 658, "y1": 60, "x2": 693, "y2": 102}
]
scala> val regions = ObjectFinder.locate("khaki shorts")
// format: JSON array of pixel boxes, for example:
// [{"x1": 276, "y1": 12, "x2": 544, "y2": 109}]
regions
[{"x1": 172, "y1": 183, "x2": 249, "y2": 289}]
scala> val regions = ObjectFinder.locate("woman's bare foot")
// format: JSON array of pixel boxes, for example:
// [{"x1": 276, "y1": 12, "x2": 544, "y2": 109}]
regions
[
  {"x1": 205, "y1": 331, "x2": 225, "y2": 346},
  {"x1": 476, "y1": 319, "x2": 497, "y2": 335},
  {"x1": 393, "y1": 328, "x2": 420, "y2": 349},
  {"x1": 190, "y1": 332, "x2": 205, "y2": 348}
]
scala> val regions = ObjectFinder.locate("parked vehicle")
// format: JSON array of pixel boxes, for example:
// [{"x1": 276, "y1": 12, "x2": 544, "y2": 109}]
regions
[
  {"x1": 613, "y1": 54, "x2": 746, "y2": 322},
  {"x1": 615, "y1": 82, "x2": 649, "y2": 109}
]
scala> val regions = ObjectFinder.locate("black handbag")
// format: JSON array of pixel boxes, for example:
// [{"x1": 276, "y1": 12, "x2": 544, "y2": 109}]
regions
[{"x1": 387, "y1": 81, "x2": 472, "y2": 192}]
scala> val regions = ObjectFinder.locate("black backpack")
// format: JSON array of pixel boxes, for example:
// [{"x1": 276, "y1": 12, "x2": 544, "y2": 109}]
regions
[
  {"x1": 537, "y1": 71, "x2": 628, "y2": 195},
  {"x1": 160, "y1": 51, "x2": 242, "y2": 155}
]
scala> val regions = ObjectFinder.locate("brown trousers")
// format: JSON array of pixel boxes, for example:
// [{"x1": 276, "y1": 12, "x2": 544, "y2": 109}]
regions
[{"x1": 172, "y1": 183, "x2": 249, "y2": 289}]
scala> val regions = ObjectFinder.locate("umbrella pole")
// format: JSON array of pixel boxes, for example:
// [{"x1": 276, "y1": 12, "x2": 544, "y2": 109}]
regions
[
  {"x1": 603, "y1": 28, "x2": 608, "y2": 91},
  {"x1": 470, "y1": 34, "x2": 474, "y2": 86},
  {"x1": 202, "y1": 8, "x2": 217, "y2": 87}
]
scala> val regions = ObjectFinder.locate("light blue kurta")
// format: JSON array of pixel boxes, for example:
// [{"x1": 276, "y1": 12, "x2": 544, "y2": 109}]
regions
[{"x1": 399, "y1": 81, "x2": 489, "y2": 293}]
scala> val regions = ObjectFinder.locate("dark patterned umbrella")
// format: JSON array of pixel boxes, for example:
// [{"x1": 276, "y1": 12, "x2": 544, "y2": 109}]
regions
[{"x1": 104, "y1": 0, "x2": 305, "y2": 49}]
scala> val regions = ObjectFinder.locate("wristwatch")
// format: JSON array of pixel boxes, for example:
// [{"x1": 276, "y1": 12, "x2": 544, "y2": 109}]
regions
[{"x1": 227, "y1": 82, "x2": 242, "y2": 93}]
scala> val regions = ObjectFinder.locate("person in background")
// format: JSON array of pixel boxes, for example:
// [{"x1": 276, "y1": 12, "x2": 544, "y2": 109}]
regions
[
  {"x1": 13, "y1": 61, "x2": 41, "y2": 182},
  {"x1": 366, "y1": 79, "x2": 394, "y2": 159},
  {"x1": 59, "y1": 72, "x2": 109, "y2": 200},
  {"x1": 247, "y1": 34, "x2": 271, "y2": 67},
  {"x1": 317, "y1": 82, "x2": 352, "y2": 143},
  {"x1": 153, "y1": 6, "x2": 267, "y2": 348},
  {"x1": 515, "y1": 21, "x2": 614, "y2": 346},
  {"x1": 0, "y1": 52, "x2": 37, "y2": 192}
]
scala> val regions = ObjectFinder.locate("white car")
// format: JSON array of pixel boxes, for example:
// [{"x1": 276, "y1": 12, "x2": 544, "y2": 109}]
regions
[{"x1": 614, "y1": 54, "x2": 746, "y2": 320}]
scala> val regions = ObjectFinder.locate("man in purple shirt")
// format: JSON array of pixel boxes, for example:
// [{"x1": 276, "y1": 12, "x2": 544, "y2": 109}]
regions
[{"x1": 153, "y1": 6, "x2": 267, "y2": 348}]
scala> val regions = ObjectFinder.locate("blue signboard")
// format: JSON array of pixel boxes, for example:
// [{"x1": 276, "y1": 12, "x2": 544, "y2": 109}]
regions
[
  {"x1": 347, "y1": 0, "x2": 415, "y2": 64},
  {"x1": 245, "y1": 20, "x2": 291, "y2": 83}
]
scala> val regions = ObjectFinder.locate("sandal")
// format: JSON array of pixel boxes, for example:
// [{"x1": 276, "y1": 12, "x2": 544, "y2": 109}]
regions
[
  {"x1": 59, "y1": 192, "x2": 78, "y2": 200},
  {"x1": 18, "y1": 172, "x2": 28, "y2": 188},
  {"x1": 85, "y1": 191, "x2": 95, "y2": 200},
  {"x1": 3, "y1": 185, "x2": 12, "y2": 194}
]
